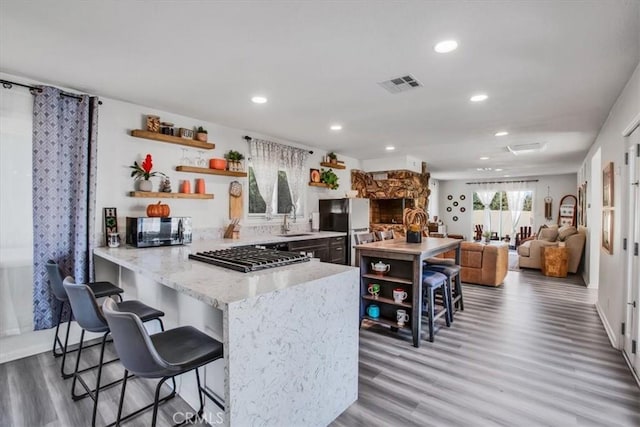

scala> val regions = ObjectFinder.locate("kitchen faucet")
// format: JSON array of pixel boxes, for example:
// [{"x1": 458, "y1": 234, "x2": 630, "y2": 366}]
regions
[{"x1": 281, "y1": 204, "x2": 296, "y2": 234}]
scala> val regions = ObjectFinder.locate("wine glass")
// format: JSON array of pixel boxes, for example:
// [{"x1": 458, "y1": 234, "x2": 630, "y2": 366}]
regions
[
  {"x1": 179, "y1": 148, "x2": 193, "y2": 166},
  {"x1": 196, "y1": 150, "x2": 207, "y2": 167}
]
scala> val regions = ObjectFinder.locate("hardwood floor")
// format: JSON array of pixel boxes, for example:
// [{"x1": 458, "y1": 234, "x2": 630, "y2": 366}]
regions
[
  {"x1": 1, "y1": 270, "x2": 638, "y2": 426},
  {"x1": 332, "y1": 269, "x2": 640, "y2": 427}
]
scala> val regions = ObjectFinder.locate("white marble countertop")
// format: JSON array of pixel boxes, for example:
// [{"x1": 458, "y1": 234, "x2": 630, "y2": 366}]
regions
[{"x1": 94, "y1": 232, "x2": 354, "y2": 310}]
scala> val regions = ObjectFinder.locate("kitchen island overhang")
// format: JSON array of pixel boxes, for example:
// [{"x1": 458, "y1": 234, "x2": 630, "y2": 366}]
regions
[{"x1": 94, "y1": 243, "x2": 359, "y2": 426}]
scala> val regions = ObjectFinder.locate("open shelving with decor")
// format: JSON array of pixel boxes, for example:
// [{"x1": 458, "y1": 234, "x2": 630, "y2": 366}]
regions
[
  {"x1": 130, "y1": 130, "x2": 215, "y2": 150},
  {"x1": 359, "y1": 255, "x2": 414, "y2": 334},
  {"x1": 175, "y1": 166, "x2": 247, "y2": 177},
  {"x1": 320, "y1": 162, "x2": 345, "y2": 170},
  {"x1": 128, "y1": 191, "x2": 214, "y2": 199}
]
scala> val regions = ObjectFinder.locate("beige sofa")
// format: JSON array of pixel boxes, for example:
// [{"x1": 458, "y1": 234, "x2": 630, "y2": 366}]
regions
[{"x1": 517, "y1": 225, "x2": 586, "y2": 273}]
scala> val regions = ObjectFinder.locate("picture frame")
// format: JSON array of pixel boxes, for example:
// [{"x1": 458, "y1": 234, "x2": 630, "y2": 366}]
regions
[
  {"x1": 103, "y1": 207, "x2": 118, "y2": 246},
  {"x1": 602, "y1": 162, "x2": 613, "y2": 208},
  {"x1": 309, "y1": 168, "x2": 320, "y2": 183},
  {"x1": 601, "y1": 208, "x2": 613, "y2": 254}
]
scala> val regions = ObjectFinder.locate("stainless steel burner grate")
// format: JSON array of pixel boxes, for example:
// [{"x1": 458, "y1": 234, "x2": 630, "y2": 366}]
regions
[{"x1": 189, "y1": 246, "x2": 309, "y2": 272}]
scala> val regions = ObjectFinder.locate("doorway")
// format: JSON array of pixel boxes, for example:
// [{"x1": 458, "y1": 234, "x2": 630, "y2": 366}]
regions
[
  {"x1": 622, "y1": 126, "x2": 639, "y2": 376},
  {"x1": 588, "y1": 148, "x2": 602, "y2": 288}
]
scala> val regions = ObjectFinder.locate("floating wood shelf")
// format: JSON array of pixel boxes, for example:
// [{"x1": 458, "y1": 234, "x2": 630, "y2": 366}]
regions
[
  {"x1": 175, "y1": 166, "x2": 247, "y2": 177},
  {"x1": 129, "y1": 191, "x2": 214, "y2": 199},
  {"x1": 131, "y1": 130, "x2": 215, "y2": 150},
  {"x1": 309, "y1": 182, "x2": 329, "y2": 188},
  {"x1": 320, "y1": 162, "x2": 345, "y2": 169}
]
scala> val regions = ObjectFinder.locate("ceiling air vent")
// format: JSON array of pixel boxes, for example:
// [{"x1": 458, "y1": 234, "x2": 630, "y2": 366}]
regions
[
  {"x1": 507, "y1": 142, "x2": 547, "y2": 155},
  {"x1": 378, "y1": 74, "x2": 422, "y2": 94}
]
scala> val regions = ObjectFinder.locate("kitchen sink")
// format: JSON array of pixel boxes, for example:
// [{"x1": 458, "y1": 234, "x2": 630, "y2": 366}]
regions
[{"x1": 276, "y1": 233, "x2": 313, "y2": 237}]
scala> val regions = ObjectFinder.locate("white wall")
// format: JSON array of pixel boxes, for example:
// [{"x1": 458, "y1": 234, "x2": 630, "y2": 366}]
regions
[
  {"x1": 361, "y1": 155, "x2": 422, "y2": 173},
  {"x1": 580, "y1": 61, "x2": 640, "y2": 348},
  {"x1": 438, "y1": 174, "x2": 577, "y2": 238}
]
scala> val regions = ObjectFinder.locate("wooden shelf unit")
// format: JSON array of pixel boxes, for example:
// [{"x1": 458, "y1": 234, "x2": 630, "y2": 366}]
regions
[
  {"x1": 129, "y1": 191, "x2": 214, "y2": 199},
  {"x1": 361, "y1": 273, "x2": 413, "y2": 285},
  {"x1": 320, "y1": 162, "x2": 346, "y2": 170},
  {"x1": 131, "y1": 130, "x2": 215, "y2": 150},
  {"x1": 363, "y1": 315, "x2": 411, "y2": 330},
  {"x1": 309, "y1": 182, "x2": 329, "y2": 188},
  {"x1": 175, "y1": 166, "x2": 247, "y2": 177}
]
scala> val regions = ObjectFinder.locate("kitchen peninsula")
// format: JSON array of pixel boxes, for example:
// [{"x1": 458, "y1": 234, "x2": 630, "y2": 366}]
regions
[{"x1": 93, "y1": 234, "x2": 358, "y2": 427}]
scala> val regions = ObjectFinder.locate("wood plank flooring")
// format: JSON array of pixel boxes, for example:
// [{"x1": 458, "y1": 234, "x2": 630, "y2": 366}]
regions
[
  {"x1": 332, "y1": 270, "x2": 640, "y2": 427},
  {"x1": 1, "y1": 269, "x2": 638, "y2": 426}
]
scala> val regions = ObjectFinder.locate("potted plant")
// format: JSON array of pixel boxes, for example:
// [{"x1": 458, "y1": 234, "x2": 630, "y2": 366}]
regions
[
  {"x1": 482, "y1": 230, "x2": 492, "y2": 244},
  {"x1": 320, "y1": 168, "x2": 339, "y2": 190},
  {"x1": 195, "y1": 126, "x2": 208, "y2": 142},
  {"x1": 327, "y1": 152, "x2": 338, "y2": 164},
  {"x1": 129, "y1": 154, "x2": 165, "y2": 192},
  {"x1": 224, "y1": 150, "x2": 245, "y2": 172}
]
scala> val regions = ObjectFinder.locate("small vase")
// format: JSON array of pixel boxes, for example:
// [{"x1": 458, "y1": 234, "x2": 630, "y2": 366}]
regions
[
  {"x1": 139, "y1": 180, "x2": 152, "y2": 192},
  {"x1": 196, "y1": 132, "x2": 208, "y2": 142}
]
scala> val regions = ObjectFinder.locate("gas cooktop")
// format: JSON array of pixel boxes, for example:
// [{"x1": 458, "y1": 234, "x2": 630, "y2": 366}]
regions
[{"x1": 188, "y1": 246, "x2": 309, "y2": 273}]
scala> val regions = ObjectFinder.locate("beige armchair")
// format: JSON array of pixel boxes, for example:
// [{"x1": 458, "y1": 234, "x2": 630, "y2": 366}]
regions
[{"x1": 517, "y1": 226, "x2": 586, "y2": 273}]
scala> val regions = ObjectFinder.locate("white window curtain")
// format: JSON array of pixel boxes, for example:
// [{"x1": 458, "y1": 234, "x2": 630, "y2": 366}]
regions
[
  {"x1": 474, "y1": 184, "x2": 497, "y2": 232},
  {"x1": 504, "y1": 181, "x2": 532, "y2": 237},
  {"x1": 281, "y1": 146, "x2": 309, "y2": 214},
  {"x1": 249, "y1": 139, "x2": 280, "y2": 219}
]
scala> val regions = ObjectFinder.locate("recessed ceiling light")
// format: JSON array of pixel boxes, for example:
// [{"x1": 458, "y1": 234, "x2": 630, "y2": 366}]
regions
[
  {"x1": 434, "y1": 40, "x2": 458, "y2": 53},
  {"x1": 504, "y1": 174, "x2": 510, "y2": 177},
  {"x1": 494, "y1": 168, "x2": 503, "y2": 172},
  {"x1": 330, "y1": 124, "x2": 343, "y2": 131},
  {"x1": 479, "y1": 156, "x2": 490, "y2": 160},
  {"x1": 476, "y1": 167, "x2": 492, "y2": 171},
  {"x1": 251, "y1": 96, "x2": 267, "y2": 104},
  {"x1": 495, "y1": 131, "x2": 509, "y2": 136},
  {"x1": 470, "y1": 94, "x2": 488, "y2": 102},
  {"x1": 385, "y1": 145, "x2": 395, "y2": 151}
]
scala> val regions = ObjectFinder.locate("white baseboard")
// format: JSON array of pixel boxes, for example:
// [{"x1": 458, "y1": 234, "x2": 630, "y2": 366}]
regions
[
  {"x1": 595, "y1": 300, "x2": 619, "y2": 349},
  {"x1": 622, "y1": 350, "x2": 640, "y2": 388},
  {"x1": 0, "y1": 321, "x2": 101, "y2": 364}
]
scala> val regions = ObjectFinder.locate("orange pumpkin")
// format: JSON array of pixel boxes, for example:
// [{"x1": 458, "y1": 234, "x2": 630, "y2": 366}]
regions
[{"x1": 146, "y1": 201, "x2": 170, "y2": 218}]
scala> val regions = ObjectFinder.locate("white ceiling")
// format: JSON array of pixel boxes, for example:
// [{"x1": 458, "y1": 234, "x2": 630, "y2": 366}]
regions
[{"x1": 1, "y1": 1, "x2": 638, "y2": 180}]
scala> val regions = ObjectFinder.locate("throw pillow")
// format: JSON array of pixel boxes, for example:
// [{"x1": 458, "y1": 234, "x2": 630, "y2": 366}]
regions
[
  {"x1": 558, "y1": 225, "x2": 578, "y2": 241},
  {"x1": 538, "y1": 226, "x2": 559, "y2": 242}
]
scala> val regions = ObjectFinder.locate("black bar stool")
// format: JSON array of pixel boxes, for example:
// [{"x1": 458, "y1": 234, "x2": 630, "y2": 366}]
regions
[
  {"x1": 63, "y1": 277, "x2": 165, "y2": 427},
  {"x1": 46, "y1": 260, "x2": 124, "y2": 378},
  {"x1": 424, "y1": 259, "x2": 464, "y2": 322},
  {"x1": 421, "y1": 270, "x2": 450, "y2": 342},
  {"x1": 103, "y1": 297, "x2": 225, "y2": 427}
]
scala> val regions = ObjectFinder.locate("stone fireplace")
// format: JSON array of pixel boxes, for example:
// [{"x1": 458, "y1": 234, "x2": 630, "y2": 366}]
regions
[{"x1": 351, "y1": 163, "x2": 430, "y2": 235}]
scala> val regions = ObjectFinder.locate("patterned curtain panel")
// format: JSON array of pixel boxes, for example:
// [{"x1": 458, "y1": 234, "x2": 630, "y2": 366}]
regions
[
  {"x1": 249, "y1": 139, "x2": 280, "y2": 220},
  {"x1": 32, "y1": 86, "x2": 98, "y2": 330},
  {"x1": 280, "y1": 146, "x2": 308, "y2": 214}
]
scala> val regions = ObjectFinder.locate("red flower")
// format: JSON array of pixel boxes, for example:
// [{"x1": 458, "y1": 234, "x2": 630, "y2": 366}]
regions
[{"x1": 141, "y1": 154, "x2": 153, "y2": 173}]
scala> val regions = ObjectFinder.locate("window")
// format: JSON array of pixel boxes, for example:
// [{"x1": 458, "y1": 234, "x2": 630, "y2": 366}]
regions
[
  {"x1": 248, "y1": 167, "x2": 296, "y2": 215},
  {"x1": 473, "y1": 191, "x2": 532, "y2": 238}
]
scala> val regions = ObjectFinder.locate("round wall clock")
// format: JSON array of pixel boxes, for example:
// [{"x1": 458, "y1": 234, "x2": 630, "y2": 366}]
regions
[
  {"x1": 452, "y1": 216, "x2": 459, "y2": 222},
  {"x1": 446, "y1": 207, "x2": 452, "y2": 212},
  {"x1": 460, "y1": 195, "x2": 466, "y2": 200},
  {"x1": 460, "y1": 207, "x2": 466, "y2": 213},
  {"x1": 447, "y1": 195, "x2": 453, "y2": 200},
  {"x1": 453, "y1": 201, "x2": 459, "y2": 207}
]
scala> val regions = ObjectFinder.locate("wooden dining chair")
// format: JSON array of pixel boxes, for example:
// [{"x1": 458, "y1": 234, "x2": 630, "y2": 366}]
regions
[
  {"x1": 354, "y1": 232, "x2": 376, "y2": 244},
  {"x1": 474, "y1": 224, "x2": 483, "y2": 241},
  {"x1": 375, "y1": 230, "x2": 395, "y2": 241}
]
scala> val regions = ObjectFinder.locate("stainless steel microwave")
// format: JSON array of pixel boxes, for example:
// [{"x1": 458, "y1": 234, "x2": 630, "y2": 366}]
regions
[{"x1": 125, "y1": 217, "x2": 192, "y2": 248}]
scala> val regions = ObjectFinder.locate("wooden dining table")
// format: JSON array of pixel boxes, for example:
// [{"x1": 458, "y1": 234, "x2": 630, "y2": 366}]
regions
[{"x1": 355, "y1": 237, "x2": 462, "y2": 347}]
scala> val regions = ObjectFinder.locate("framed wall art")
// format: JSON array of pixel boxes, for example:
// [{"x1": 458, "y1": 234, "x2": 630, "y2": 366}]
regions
[
  {"x1": 602, "y1": 162, "x2": 614, "y2": 208},
  {"x1": 601, "y1": 208, "x2": 613, "y2": 254}
]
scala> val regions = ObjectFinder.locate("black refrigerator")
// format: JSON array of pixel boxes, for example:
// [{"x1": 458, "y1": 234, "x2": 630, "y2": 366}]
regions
[{"x1": 319, "y1": 198, "x2": 370, "y2": 265}]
